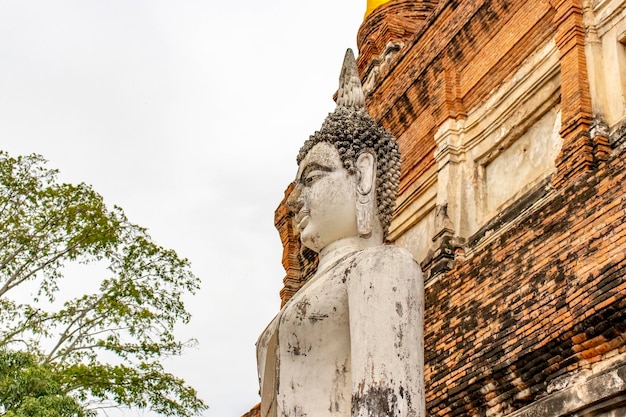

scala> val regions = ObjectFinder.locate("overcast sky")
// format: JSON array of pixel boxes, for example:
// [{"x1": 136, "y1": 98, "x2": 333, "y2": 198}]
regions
[{"x1": 0, "y1": 1, "x2": 365, "y2": 416}]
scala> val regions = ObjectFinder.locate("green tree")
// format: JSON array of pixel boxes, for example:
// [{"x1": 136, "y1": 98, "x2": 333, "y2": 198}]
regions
[
  {"x1": 0, "y1": 151, "x2": 207, "y2": 416},
  {"x1": 0, "y1": 350, "x2": 88, "y2": 417}
]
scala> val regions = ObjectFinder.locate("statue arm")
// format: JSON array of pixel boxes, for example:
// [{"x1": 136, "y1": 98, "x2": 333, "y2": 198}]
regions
[
  {"x1": 256, "y1": 315, "x2": 280, "y2": 417},
  {"x1": 347, "y1": 247, "x2": 425, "y2": 417}
]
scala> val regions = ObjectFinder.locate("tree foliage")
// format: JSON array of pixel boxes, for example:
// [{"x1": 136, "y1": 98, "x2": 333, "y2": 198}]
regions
[
  {"x1": 0, "y1": 151, "x2": 207, "y2": 416},
  {"x1": 0, "y1": 350, "x2": 87, "y2": 417}
]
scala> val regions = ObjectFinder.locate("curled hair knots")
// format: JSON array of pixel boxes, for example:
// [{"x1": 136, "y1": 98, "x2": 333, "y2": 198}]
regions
[{"x1": 296, "y1": 106, "x2": 401, "y2": 238}]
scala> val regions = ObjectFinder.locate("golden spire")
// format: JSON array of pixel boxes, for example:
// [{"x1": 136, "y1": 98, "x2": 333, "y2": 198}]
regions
[{"x1": 365, "y1": 0, "x2": 392, "y2": 18}]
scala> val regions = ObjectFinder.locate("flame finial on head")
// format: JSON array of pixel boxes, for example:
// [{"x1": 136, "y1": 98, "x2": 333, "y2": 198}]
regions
[{"x1": 336, "y1": 49, "x2": 365, "y2": 109}]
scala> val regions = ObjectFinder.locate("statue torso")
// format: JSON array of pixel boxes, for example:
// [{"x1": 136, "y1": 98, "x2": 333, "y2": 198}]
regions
[
  {"x1": 257, "y1": 246, "x2": 424, "y2": 417},
  {"x1": 257, "y1": 251, "x2": 357, "y2": 417}
]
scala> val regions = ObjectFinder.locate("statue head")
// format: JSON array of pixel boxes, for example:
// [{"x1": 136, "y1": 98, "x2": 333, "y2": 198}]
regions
[{"x1": 287, "y1": 49, "x2": 401, "y2": 253}]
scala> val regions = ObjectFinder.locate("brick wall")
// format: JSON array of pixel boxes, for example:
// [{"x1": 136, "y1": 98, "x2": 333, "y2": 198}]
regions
[
  {"x1": 356, "y1": 0, "x2": 438, "y2": 77},
  {"x1": 425, "y1": 144, "x2": 626, "y2": 415},
  {"x1": 361, "y1": 0, "x2": 557, "y2": 199}
]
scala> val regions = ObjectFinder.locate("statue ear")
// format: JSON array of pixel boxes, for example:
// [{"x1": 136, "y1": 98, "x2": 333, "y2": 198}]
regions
[{"x1": 355, "y1": 152, "x2": 376, "y2": 238}]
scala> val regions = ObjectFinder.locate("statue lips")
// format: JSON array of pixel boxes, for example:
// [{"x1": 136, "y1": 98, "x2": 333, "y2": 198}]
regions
[{"x1": 295, "y1": 210, "x2": 310, "y2": 232}]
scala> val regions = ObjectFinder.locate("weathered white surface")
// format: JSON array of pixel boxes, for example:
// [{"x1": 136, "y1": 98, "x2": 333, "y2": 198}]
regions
[
  {"x1": 433, "y1": 40, "x2": 562, "y2": 238},
  {"x1": 257, "y1": 246, "x2": 424, "y2": 417},
  {"x1": 508, "y1": 359, "x2": 626, "y2": 417},
  {"x1": 485, "y1": 106, "x2": 562, "y2": 213},
  {"x1": 388, "y1": 164, "x2": 437, "y2": 255},
  {"x1": 584, "y1": 0, "x2": 626, "y2": 130},
  {"x1": 395, "y1": 208, "x2": 436, "y2": 263}
]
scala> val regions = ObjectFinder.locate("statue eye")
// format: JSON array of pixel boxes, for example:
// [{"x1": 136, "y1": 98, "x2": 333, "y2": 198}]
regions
[{"x1": 304, "y1": 172, "x2": 324, "y2": 186}]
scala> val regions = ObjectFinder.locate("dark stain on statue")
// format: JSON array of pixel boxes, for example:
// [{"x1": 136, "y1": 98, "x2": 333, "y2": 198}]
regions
[
  {"x1": 329, "y1": 361, "x2": 348, "y2": 413},
  {"x1": 295, "y1": 299, "x2": 310, "y2": 321},
  {"x1": 342, "y1": 259, "x2": 357, "y2": 283},
  {"x1": 282, "y1": 405, "x2": 307, "y2": 417},
  {"x1": 287, "y1": 340, "x2": 301, "y2": 357},
  {"x1": 308, "y1": 313, "x2": 329, "y2": 323},
  {"x1": 328, "y1": 399, "x2": 340, "y2": 413},
  {"x1": 287, "y1": 333, "x2": 310, "y2": 357},
  {"x1": 395, "y1": 302, "x2": 404, "y2": 317},
  {"x1": 288, "y1": 343, "x2": 301, "y2": 356},
  {"x1": 394, "y1": 325, "x2": 405, "y2": 351},
  {"x1": 352, "y1": 385, "x2": 399, "y2": 416}
]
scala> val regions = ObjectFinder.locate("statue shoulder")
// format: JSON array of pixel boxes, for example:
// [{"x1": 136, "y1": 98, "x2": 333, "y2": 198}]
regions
[
  {"x1": 351, "y1": 245, "x2": 421, "y2": 277},
  {"x1": 359, "y1": 245, "x2": 419, "y2": 265}
]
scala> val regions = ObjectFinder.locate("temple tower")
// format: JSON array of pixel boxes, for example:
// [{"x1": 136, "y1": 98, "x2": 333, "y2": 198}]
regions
[
  {"x1": 357, "y1": 0, "x2": 438, "y2": 93},
  {"x1": 245, "y1": 0, "x2": 626, "y2": 414}
]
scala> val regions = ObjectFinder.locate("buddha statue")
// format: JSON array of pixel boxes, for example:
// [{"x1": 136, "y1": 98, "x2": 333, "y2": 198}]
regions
[{"x1": 257, "y1": 49, "x2": 424, "y2": 417}]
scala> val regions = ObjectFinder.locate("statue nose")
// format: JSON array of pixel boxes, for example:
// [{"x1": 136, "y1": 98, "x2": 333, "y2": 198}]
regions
[{"x1": 286, "y1": 183, "x2": 304, "y2": 214}]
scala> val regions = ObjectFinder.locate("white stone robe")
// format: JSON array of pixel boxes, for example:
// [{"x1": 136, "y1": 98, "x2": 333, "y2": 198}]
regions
[{"x1": 257, "y1": 245, "x2": 424, "y2": 417}]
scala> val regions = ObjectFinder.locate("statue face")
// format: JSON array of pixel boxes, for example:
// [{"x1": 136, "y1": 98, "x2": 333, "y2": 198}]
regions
[{"x1": 288, "y1": 142, "x2": 358, "y2": 253}]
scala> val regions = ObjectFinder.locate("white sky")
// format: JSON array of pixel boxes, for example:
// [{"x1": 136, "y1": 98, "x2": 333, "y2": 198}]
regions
[{"x1": 0, "y1": 1, "x2": 365, "y2": 416}]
